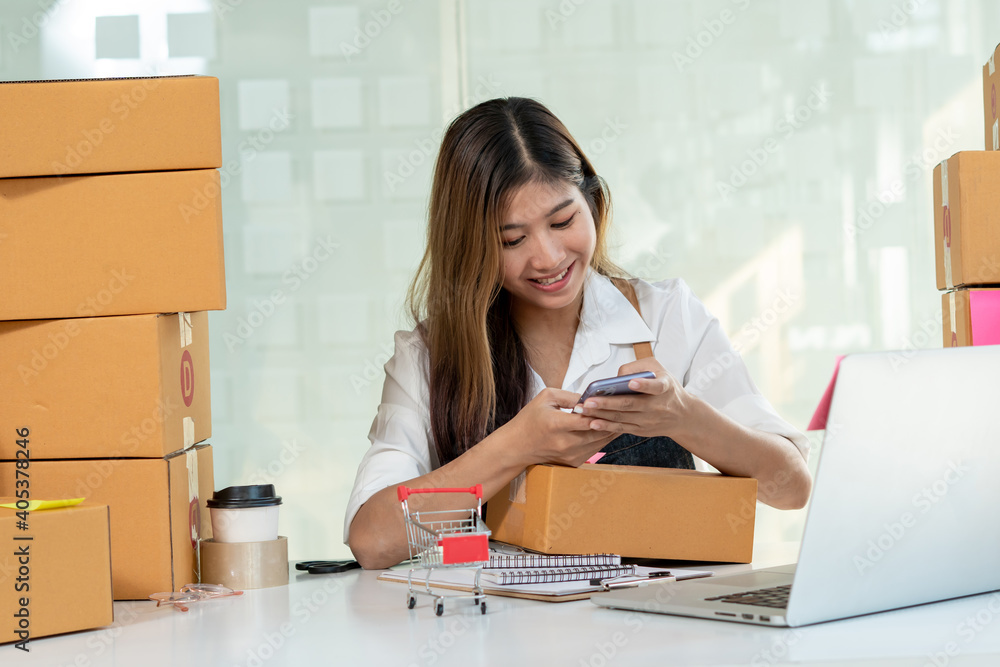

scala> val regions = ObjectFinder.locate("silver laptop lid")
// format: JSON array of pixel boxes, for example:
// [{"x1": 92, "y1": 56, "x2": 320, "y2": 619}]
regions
[{"x1": 787, "y1": 346, "x2": 1000, "y2": 626}]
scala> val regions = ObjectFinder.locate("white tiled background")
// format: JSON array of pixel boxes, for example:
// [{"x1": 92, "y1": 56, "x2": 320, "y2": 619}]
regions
[{"x1": 1, "y1": 0, "x2": 994, "y2": 559}]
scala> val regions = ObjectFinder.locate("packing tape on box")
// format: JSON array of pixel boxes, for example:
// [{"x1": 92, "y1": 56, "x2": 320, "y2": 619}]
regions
[
  {"x1": 950, "y1": 291, "x2": 958, "y2": 344},
  {"x1": 991, "y1": 53, "x2": 996, "y2": 76},
  {"x1": 183, "y1": 417, "x2": 195, "y2": 448},
  {"x1": 187, "y1": 449, "x2": 201, "y2": 579},
  {"x1": 942, "y1": 161, "x2": 953, "y2": 288},
  {"x1": 200, "y1": 537, "x2": 289, "y2": 590},
  {"x1": 509, "y1": 471, "x2": 527, "y2": 504},
  {"x1": 994, "y1": 120, "x2": 998, "y2": 151},
  {"x1": 179, "y1": 312, "x2": 193, "y2": 347}
]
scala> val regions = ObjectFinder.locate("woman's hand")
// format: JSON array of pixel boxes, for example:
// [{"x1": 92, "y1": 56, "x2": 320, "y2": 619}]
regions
[
  {"x1": 502, "y1": 387, "x2": 617, "y2": 467},
  {"x1": 574, "y1": 359, "x2": 699, "y2": 439}
]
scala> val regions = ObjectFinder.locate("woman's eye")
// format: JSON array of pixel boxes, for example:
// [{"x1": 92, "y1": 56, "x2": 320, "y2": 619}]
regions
[
  {"x1": 552, "y1": 213, "x2": 575, "y2": 228},
  {"x1": 503, "y1": 237, "x2": 524, "y2": 248}
]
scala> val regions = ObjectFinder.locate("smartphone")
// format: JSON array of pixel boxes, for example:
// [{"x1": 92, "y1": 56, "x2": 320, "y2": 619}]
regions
[{"x1": 578, "y1": 371, "x2": 655, "y2": 403}]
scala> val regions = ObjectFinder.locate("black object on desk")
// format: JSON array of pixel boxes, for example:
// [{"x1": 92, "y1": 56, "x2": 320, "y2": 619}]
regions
[{"x1": 296, "y1": 560, "x2": 361, "y2": 575}]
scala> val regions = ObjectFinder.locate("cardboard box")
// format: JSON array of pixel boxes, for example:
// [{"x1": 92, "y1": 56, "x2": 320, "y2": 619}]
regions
[
  {"x1": 0, "y1": 445, "x2": 214, "y2": 600},
  {"x1": 943, "y1": 289, "x2": 1000, "y2": 347},
  {"x1": 0, "y1": 503, "x2": 113, "y2": 644},
  {"x1": 485, "y1": 464, "x2": 757, "y2": 563},
  {"x1": 0, "y1": 169, "x2": 226, "y2": 321},
  {"x1": 933, "y1": 152, "x2": 1000, "y2": 289},
  {"x1": 0, "y1": 75, "x2": 221, "y2": 178},
  {"x1": 984, "y1": 44, "x2": 1000, "y2": 151},
  {"x1": 0, "y1": 312, "x2": 211, "y2": 460}
]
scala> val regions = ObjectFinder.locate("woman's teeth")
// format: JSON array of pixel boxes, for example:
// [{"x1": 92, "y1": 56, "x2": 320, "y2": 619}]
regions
[{"x1": 533, "y1": 267, "x2": 568, "y2": 285}]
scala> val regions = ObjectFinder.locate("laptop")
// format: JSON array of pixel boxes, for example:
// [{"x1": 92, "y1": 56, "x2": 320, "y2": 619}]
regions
[{"x1": 592, "y1": 346, "x2": 1000, "y2": 627}]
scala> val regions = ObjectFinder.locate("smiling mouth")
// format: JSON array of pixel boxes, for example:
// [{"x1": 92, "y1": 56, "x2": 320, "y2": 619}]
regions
[{"x1": 530, "y1": 265, "x2": 570, "y2": 285}]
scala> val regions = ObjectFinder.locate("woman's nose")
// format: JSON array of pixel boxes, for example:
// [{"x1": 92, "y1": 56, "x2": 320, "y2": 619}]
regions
[{"x1": 531, "y1": 232, "x2": 565, "y2": 270}]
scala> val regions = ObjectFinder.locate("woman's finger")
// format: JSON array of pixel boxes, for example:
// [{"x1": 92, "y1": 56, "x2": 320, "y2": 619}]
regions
[
  {"x1": 541, "y1": 387, "x2": 587, "y2": 409},
  {"x1": 626, "y1": 377, "x2": 667, "y2": 395},
  {"x1": 557, "y1": 410, "x2": 607, "y2": 432},
  {"x1": 588, "y1": 419, "x2": 631, "y2": 434},
  {"x1": 579, "y1": 407, "x2": 626, "y2": 422}
]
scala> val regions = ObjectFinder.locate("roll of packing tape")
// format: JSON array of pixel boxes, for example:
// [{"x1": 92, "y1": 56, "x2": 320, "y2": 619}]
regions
[{"x1": 200, "y1": 536, "x2": 289, "y2": 590}]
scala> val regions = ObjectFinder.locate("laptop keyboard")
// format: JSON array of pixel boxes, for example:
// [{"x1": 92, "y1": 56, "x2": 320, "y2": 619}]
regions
[{"x1": 705, "y1": 584, "x2": 791, "y2": 609}]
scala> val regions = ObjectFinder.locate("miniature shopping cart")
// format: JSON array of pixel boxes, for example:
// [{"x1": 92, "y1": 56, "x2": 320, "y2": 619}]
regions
[{"x1": 397, "y1": 484, "x2": 491, "y2": 616}]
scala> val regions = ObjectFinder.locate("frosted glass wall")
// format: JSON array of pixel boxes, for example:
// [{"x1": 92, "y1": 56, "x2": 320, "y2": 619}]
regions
[{"x1": 1, "y1": 0, "x2": 993, "y2": 557}]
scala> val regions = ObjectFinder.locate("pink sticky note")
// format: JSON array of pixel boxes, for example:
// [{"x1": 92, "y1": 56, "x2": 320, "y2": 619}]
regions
[
  {"x1": 807, "y1": 355, "x2": 845, "y2": 431},
  {"x1": 969, "y1": 291, "x2": 1000, "y2": 345},
  {"x1": 585, "y1": 452, "x2": 606, "y2": 464}
]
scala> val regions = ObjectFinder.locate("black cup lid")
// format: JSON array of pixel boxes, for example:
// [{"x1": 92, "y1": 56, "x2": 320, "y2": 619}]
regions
[{"x1": 206, "y1": 484, "x2": 282, "y2": 509}]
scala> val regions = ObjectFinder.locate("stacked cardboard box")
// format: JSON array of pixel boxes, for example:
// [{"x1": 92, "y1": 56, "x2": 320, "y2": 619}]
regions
[
  {"x1": 933, "y1": 48, "x2": 1000, "y2": 347},
  {"x1": 0, "y1": 77, "x2": 225, "y2": 622}
]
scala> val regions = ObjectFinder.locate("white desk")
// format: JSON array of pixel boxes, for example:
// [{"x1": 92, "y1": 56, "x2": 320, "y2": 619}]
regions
[{"x1": 9, "y1": 542, "x2": 1000, "y2": 666}]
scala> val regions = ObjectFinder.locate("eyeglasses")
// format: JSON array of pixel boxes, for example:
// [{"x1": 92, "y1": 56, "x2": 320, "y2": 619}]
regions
[{"x1": 149, "y1": 583, "x2": 244, "y2": 612}]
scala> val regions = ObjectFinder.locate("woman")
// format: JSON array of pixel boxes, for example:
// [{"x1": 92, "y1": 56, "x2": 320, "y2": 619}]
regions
[{"x1": 346, "y1": 97, "x2": 811, "y2": 569}]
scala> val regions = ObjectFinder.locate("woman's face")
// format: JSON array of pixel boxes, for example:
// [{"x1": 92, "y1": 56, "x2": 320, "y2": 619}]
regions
[{"x1": 499, "y1": 179, "x2": 597, "y2": 314}]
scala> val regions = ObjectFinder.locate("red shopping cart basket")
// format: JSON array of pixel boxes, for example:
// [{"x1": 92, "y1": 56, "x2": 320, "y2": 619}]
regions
[{"x1": 397, "y1": 484, "x2": 491, "y2": 616}]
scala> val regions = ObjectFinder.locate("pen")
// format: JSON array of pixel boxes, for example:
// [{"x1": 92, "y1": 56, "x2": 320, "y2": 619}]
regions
[{"x1": 590, "y1": 570, "x2": 673, "y2": 590}]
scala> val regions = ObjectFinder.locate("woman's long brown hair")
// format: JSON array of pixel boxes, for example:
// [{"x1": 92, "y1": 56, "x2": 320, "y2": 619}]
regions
[{"x1": 407, "y1": 97, "x2": 621, "y2": 466}]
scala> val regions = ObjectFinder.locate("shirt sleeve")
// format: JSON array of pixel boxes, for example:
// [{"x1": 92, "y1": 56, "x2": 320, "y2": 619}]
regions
[
  {"x1": 652, "y1": 279, "x2": 809, "y2": 470},
  {"x1": 342, "y1": 329, "x2": 436, "y2": 544}
]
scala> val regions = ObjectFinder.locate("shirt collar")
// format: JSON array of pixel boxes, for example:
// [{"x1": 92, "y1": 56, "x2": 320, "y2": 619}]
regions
[{"x1": 579, "y1": 268, "x2": 656, "y2": 346}]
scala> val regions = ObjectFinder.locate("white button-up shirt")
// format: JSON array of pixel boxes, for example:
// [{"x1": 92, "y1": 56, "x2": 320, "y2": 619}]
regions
[{"x1": 343, "y1": 270, "x2": 808, "y2": 543}]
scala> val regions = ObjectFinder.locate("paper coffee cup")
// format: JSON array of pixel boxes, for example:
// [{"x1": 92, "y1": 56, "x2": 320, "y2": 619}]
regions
[{"x1": 207, "y1": 485, "x2": 282, "y2": 543}]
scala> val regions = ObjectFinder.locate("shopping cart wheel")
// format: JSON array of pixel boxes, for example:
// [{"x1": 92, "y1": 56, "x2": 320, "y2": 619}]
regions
[
  {"x1": 435, "y1": 601, "x2": 444, "y2": 616},
  {"x1": 407, "y1": 595, "x2": 416, "y2": 610},
  {"x1": 480, "y1": 601, "x2": 487, "y2": 615}
]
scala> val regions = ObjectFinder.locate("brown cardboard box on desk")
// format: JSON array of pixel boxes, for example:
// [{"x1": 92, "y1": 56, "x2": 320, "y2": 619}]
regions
[
  {"x1": 0, "y1": 75, "x2": 221, "y2": 178},
  {"x1": 0, "y1": 444, "x2": 214, "y2": 600},
  {"x1": 0, "y1": 168, "x2": 226, "y2": 321},
  {"x1": 0, "y1": 312, "x2": 212, "y2": 460},
  {"x1": 0, "y1": 502, "x2": 113, "y2": 644},
  {"x1": 933, "y1": 151, "x2": 1000, "y2": 290},
  {"x1": 486, "y1": 464, "x2": 757, "y2": 563}
]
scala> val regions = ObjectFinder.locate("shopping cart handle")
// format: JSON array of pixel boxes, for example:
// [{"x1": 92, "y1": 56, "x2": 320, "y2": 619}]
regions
[{"x1": 397, "y1": 484, "x2": 483, "y2": 502}]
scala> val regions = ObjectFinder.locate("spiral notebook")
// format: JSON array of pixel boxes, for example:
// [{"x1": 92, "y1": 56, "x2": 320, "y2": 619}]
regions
[{"x1": 485, "y1": 552, "x2": 621, "y2": 569}]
